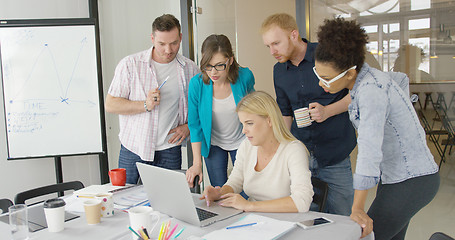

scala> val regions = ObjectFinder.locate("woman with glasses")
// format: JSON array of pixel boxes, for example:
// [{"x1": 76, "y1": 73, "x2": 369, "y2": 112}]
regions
[
  {"x1": 201, "y1": 91, "x2": 313, "y2": 212},
  {"x1": 186, "y1": 34, "x2": 255, "y2": 188},
  {"x1": 313, "y1": 18, "x2": 439, "y2": 239}
]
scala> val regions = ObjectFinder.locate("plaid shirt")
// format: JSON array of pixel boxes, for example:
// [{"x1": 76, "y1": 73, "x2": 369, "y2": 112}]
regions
[{"x1": 108, "y1": 48, "x2": 199, "y2": 161}]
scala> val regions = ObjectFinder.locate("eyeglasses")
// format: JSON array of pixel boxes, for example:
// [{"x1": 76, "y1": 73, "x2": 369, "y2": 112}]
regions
[
  {"x1": 203, "y1": 59, "x2": 229, "y2": 72},
  {"x1": 313, "y1": 65, "x2": 357, "y2": 88}
]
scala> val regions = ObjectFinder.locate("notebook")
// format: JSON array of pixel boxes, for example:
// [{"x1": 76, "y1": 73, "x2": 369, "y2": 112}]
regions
[
  {"x1": 136, "y1": 162, "x2": 243, "y2": 227},
  {"x1": 202, "y1": 213, "x2": 296, "y2": 240}
]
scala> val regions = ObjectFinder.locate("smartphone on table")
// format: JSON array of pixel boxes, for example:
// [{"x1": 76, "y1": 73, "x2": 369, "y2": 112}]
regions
[{"x1": 296, "y1": 217, "x2": 333, "y2": 229}]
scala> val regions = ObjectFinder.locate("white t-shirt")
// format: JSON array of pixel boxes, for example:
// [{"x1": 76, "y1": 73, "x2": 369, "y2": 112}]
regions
[
  {"x1": 225, "y1": 139, "x2": 313, "y2": 212},
  {"x1": 153, "y1": 58, "x2": 180, "y2": 151},
  {"x1": 211, "y1": 93, "x2": 245, "y2": 150}
]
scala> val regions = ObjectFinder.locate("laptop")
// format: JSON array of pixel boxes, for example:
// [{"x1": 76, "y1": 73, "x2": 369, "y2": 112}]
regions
[{"x1": 136, "y1": 162, "x2": 243, "y2": 227}]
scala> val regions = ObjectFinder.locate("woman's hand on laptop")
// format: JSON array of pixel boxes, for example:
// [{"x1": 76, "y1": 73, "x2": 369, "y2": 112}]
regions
[
  {"x1": 218, "y1": 193, "x2": 251, "y2": 211},
  {"x1": 200, "y1": 186, "x2": 222, "y2": 206}
]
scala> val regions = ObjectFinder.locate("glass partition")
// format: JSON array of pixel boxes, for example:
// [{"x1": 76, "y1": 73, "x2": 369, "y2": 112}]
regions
[
  {"x1": 308, "y1": 0, "x2": 455, "y2": 168},
  {"x1": 191, "y1": 0, "x2": 237, "y2": 66},
  {"x1": 309, "y1": 0, "x2": 455, "y2": 83}
]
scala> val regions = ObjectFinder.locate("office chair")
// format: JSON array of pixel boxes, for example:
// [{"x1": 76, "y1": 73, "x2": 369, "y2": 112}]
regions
[
  {"x1": 14, "y1": 181, "x2": 84, "y2": 205},
  {"x1": 429, "y1": 232, "x2": 455, "y2": 240},
  {"x1": 0, "y1": 198, "x2": 13, "y2": 214},
  {"x1": 191, "y1": 175, "x2": 201, "y2": 194},
  {"x1": 311, "y1": 177, "x2": 328, "y2": 212}
]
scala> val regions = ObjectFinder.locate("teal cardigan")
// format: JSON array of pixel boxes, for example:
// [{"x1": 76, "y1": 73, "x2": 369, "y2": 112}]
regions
[{"x1": 188, "y1": 67, "x2": 255, "y2": 157}]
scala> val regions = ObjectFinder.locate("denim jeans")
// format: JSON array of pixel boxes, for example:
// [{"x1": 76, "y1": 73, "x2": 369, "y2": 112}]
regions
[
  {"x1": 118, "y1": 145, "x2": 182, "y2": 184},
  {"x1": 309, "y1": 155, "x2": 354, "y2": 216},
  {"x1": 204, "y1": 145, "x2": 237, "y2": 187}
]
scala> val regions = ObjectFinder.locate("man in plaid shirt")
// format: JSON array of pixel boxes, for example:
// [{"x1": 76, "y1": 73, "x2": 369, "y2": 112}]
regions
[{"x1": 105, "y1": 14, "x2": 199, "y2": 184}]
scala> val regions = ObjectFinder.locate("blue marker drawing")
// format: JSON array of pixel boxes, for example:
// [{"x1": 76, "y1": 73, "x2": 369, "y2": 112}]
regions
[{"x1": 7, "y1": 37, "x2": 88, "y2": 104}]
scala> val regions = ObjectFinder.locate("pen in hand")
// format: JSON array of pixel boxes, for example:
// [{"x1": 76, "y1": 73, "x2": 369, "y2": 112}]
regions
[
  {"x1": 158, "y1": 76, "x2": 169, "y2": 90},
  {"x1": 226, "y1": 222, "x2": 258, "y2": 229}
]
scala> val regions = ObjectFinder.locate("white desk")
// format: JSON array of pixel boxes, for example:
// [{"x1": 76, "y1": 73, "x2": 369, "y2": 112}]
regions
[{"x1": 0, "y1": 186, "x2": 374, "y2": 240}]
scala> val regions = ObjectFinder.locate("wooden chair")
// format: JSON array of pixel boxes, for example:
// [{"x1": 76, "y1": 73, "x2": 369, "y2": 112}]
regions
[
  {"x1": 14, "y1": 181, "x2": 84, "y2": 205},
  {"x1": 0, "y1": 198, "x2": 13, "y2": 214},
  {"x1": 311, "y1": 177, "x2": 328, "y2": 212}
]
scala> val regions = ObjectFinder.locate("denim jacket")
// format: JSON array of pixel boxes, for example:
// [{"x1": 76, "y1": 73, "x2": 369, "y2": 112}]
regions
[{"x1": 349, "y1": 63, "x2": 438, "y2": 190}]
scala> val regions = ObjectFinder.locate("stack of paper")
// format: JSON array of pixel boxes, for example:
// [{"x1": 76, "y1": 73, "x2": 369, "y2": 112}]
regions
[
  {"x1": 72, "y1": 184, "x2": 136, "y2": 196},
  {"x1": 112, "y1": 188, "x2": 149, "y2": 210},
  {"x1": 203, "y1": 214, "x2": 296, "y2": 240},
  {"x1": 65, "y1": 185, "x2": 147, "y2": 212}
]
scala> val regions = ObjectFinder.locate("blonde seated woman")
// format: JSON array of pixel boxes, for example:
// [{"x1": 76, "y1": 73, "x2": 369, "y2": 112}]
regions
[{"x1": 201, "y1": 91, "x2": 313, "y2": 212}]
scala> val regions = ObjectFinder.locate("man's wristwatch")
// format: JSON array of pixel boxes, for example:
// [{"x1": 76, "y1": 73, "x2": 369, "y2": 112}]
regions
[{"x1": 144, "y1": 101, "x2": 151, "y2": 112}]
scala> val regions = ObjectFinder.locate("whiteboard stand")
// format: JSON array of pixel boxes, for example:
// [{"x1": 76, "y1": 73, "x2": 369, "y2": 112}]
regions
[
  {"x1": 0, "y1": 19, "x2": 110, "y2": 186},
  {"x1": 54, "y1": 156, "x2": 63, "y2": 196}
]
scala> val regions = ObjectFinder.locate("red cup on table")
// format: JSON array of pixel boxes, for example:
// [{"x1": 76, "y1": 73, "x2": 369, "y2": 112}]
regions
[{"x1": 109, "y1": 168, "x2": 126, "y2": 186}]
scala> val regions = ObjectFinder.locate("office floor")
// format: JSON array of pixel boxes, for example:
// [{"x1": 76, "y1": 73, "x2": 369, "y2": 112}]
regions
[{"x1": 352, "y1": 108, "x2": 455, "y2": 240}]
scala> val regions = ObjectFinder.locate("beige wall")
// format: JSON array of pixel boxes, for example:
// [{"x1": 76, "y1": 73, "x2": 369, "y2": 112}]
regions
[{"x1": 235, "y1": 0, "x2": 296, "y2": 97}]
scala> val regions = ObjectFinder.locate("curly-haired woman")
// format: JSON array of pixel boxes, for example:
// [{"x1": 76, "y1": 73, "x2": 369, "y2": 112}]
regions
[{"x1": 313, "y1": 18, "x2": 439, "y2": 239}]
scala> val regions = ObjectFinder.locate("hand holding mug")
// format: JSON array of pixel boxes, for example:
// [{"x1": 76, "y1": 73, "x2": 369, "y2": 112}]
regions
[{"x1": 308, "y1": 102, "x2": 328, "y2": 123}]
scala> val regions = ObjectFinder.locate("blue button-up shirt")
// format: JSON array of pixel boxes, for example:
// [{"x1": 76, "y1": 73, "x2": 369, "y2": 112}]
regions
[
  {"x1": 349, "y1": 63, "x2": 438, "y2": 190},
  {"x1": 273, "y1": 39, "x2": 356, "y2": 167}
]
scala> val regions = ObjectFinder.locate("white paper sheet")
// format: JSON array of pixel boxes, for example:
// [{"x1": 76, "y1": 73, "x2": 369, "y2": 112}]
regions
[{"x1": 202, "y1": 213, "x2": 296, "y2": 240}]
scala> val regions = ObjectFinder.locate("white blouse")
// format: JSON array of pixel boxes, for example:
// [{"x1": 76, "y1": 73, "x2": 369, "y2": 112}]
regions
[{"x1": 225, "y1": 139, "x2": 313, "y2": 212}]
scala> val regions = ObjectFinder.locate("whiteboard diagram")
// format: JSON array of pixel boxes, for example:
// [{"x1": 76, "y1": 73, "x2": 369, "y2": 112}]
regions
[{"x1": 0, "y1": 24, "x2": 103, "y2": 158}]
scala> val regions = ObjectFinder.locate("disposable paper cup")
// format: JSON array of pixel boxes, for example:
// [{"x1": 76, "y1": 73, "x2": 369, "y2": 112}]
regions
[
  {"x1": 83, "y1": 199, "x2": 102, "y2": 225},
  {"x1": 43, "y1": 198, "x2": 66, "y2": 233},
  {"x1": 95, "y1": 193, "x2": 114, "y2": 217}
]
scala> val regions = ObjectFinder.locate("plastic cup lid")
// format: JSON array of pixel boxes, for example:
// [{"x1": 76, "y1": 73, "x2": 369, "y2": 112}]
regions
[{"x1": 43, "y1": 198, "x2": 66, "y2": 208}]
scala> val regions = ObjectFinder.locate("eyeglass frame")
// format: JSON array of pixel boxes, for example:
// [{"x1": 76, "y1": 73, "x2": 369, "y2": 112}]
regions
[
  {"x1": 313, "y1": 65, "x2": 357, "y2": 88},
  {"x1": 203, "y1": 59, "x2": 230, "y2": 72}
]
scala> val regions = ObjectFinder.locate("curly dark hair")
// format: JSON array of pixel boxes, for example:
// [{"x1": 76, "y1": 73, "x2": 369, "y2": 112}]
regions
[{"x1": 315, "y1": 17, "x2": 368, "y2": 72}]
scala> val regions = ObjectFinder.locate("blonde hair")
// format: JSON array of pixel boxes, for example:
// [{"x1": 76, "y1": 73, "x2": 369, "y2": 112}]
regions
[
  {"x1": 261, "y1": 13, "x2": 299, "y2": 34},
  {"x1": 236, "y1": 91, "x2": 296, "y2": 143}
]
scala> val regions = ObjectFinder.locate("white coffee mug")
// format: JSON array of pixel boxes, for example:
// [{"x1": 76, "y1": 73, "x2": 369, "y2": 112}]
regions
[
  {"x1": 128, "y1": 206, "x2": 160, "y2": 240},
  {"x1": 95, "y1": 193, "x2": 114, "y2": 217}
]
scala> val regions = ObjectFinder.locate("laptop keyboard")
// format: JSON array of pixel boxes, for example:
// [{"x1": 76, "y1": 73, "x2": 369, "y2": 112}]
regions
[{"x1": 196, "y1": 207, "x2": 218, "y2": 221}]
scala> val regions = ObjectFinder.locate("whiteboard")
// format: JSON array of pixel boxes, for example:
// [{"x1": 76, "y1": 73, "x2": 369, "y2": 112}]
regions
[{"x1": 0, "y1": 24, "x2": 103, "y2": 159}]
